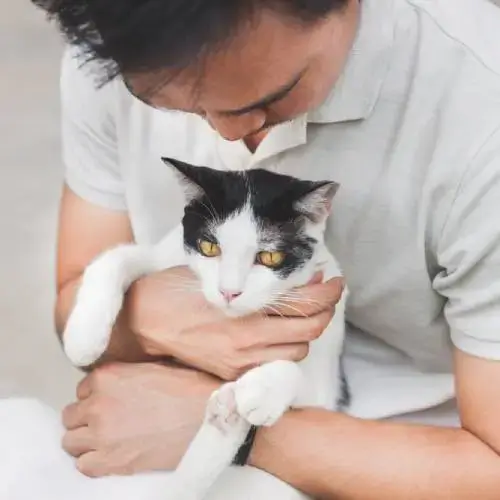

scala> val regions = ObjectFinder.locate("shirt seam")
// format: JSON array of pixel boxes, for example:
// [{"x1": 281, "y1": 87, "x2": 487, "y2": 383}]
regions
[
  {"x1": 437, "y1": 123, "x2": 500, "y2": 256},
  {"x1": 405, "y1": 0, "x2": 500, "y2": 79},
  {"x1": 65, "y1": 170, "x2": 127, "y2": 211}
]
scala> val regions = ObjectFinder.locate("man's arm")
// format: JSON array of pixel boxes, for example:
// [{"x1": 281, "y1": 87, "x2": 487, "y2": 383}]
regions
[{"x1": 249, "y1": 348, "x2": 500, "y2": 500}]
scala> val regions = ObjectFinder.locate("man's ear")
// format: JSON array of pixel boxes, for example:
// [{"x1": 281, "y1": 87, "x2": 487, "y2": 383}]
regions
[{"x1": 294, "y1": 181, "x2": 340, "y2": 222}]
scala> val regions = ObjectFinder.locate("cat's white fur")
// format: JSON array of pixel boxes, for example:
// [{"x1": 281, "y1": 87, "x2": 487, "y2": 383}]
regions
[{"x1": 62, "y1": 186, "x2": 347, "y2": 499}]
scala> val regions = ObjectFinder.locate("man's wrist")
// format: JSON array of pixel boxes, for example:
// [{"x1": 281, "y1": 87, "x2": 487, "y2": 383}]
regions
[
  {"x1": 247, "y1": 409, "x2": 320, "y2": 470},
  {"x1": 247, "y1": 411, "x2": 294, "y2": 470}
]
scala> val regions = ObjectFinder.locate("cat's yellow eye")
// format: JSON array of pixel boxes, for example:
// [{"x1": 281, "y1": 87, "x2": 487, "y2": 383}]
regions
[
  {"x1": 198, "y1": 239, "x2": 221, "y2": 257},
  {"x1": 257, "y1": 251, "x2": 286, "y2": 268}
]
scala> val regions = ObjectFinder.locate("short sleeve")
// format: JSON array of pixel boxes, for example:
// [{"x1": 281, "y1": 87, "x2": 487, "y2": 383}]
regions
[
  {"x1": 60, "y1": 48, "x2": 126, "y2": 210},
  {"x1": 434, "y1": 127, "x2": 500, "y2": 360}
]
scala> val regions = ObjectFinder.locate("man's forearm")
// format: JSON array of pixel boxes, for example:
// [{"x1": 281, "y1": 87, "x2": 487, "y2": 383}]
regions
[
  {"x1": 250, "y1": 408, "x2": 500, "y2": 500},
  {"x1": 55, "y1": 277, "x2": 161, "y2": 366}
]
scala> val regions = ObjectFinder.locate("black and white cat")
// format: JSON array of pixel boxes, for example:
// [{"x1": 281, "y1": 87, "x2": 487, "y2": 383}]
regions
[{"x1": 63, "y1": 159, "x2": 348, "y2": 499}]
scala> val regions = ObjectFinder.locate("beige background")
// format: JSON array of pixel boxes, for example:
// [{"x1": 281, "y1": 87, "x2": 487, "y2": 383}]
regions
[{"x1": 1, "y1": 0, "x2": 500, "y2": 411}]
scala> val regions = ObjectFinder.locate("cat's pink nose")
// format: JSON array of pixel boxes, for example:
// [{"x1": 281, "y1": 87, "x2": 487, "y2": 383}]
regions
[{"x1": 220, "y1": 289, "x2": 242, "y2": 302}]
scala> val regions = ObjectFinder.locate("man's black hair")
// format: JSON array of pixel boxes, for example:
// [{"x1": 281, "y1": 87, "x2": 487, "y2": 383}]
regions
[{"x1": 33, "y1": 0, "x2": 350, "y2": 83}]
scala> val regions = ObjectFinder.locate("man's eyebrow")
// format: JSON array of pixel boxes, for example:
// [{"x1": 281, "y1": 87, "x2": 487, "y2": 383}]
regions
[{"x1": 219, "y1": 70, "x2": 306, "y2": 117}]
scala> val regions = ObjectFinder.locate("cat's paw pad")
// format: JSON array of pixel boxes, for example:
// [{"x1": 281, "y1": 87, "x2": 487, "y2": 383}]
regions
[
  {"x1": 63, "y1": 283, "x2": 124, "y2": 367},
  {"x1": 234, "y1": 362, "x2": 302, "y2": 427},
  {"x1": 206, "y1": 383, "x2": 243, "y2": 434}
]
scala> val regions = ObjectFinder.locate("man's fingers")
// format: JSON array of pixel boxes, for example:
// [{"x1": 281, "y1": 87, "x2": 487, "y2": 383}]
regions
[
  {"x1": 62, "y1": 399, "x2": 93, "y2": 430},
  {"x1": 76, "y1": 451, "x2": 107, "y2": 478},
  {"x1": 267, "y1": 276, "x2": 345, "y2": 317},
  {"x1": 77, "y1": 451, "x2": 136, "y2": 478},
  {"x1": 239, "y1": 309, "x2": 333, "y2": 347},
  {"x1": 62, "y1": 427, "x2": 95, "y2": 458},
  {"x1": 76, "y1": 375, "x2": 93, "y2": 400}
]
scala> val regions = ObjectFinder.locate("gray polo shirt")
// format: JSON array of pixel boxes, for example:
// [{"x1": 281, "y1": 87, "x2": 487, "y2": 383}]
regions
[{"x1": 61, "y1": 0, "x2": 500, "y2": 425}]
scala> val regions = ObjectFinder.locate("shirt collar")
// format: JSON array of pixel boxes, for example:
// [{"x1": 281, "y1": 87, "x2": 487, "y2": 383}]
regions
[{"x1": 307, "y1": 0, "x2": 396, "y2": 124}]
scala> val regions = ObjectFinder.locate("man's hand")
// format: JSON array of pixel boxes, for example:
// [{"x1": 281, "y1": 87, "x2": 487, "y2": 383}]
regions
[
  {"x1": 62, "y1": 362, "x2": 221, "y2": 477},
  {"x1": 129, "y1": 269, "x2": 344, "y2": 380}
]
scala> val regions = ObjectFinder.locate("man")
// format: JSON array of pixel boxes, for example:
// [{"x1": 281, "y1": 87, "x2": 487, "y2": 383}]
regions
[{"x1": 34, "y1": 0, "x2": 500, "y2": 497}]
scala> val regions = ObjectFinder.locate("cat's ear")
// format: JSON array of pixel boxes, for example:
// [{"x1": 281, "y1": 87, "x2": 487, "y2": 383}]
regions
[
  {"x1": 162, "y1": 157, "x2": 206, "y2": 201},
  {"x1": 294, "y1": 181, "x2": 339, "y2": 222}
]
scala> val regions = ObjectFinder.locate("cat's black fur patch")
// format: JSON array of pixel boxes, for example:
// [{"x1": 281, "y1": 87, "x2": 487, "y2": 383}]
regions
[{"x1": 163, "y1": 158, "x2": 329, "y2": 278}]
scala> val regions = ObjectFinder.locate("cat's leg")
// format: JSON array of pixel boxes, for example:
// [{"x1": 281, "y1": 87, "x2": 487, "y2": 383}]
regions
[
  {"x1": 164, "y1": 376, "x2": 305, "y2": 500},
  {"x1": 64, "y1": 224, "x2": 186, "y2": 367},
  {"x1": 168, "y1": 384, "x2": 251, "y2": 499}
]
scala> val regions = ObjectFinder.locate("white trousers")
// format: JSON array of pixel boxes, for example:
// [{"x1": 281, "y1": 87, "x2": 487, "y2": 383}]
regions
[{"x1": 0, "y1": 398, "x2": 308, "y2": 500}]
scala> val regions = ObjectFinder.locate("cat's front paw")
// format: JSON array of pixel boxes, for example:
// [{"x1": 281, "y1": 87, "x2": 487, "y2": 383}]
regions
[
  {"x1": 234, "y1": 361, "x2": 303, "y2": 427},
  {"x1": 63, "y1": 273, "x2": 125, "y2": 367},
  {"x1": 206, "y1": 383, "x2": 244, "y2": 434}
]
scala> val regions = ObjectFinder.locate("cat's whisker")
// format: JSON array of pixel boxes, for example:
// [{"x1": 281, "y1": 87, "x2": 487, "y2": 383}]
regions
[
  {"x1": 200, "y1": 199, "x2": 219, "y2": 223},
  {"x1": 204, "y1": 194, "x2": 220, "y2": 220},
  {"x1": 275, "y1": 294, "x2": 324, "y2": 309},
  {"x1": 196, "y1": 211, "x2": 215, "y2": 226},
  {"x1": 280, "y1": 298, "x2": 323, "y2": 310},
  {"x1": 268, "y1": 300, "x2": 309, "y2": 318},
  {"x1": 264, "y1": 304, "x2": 285, "y2": 319},
  {"x1": 276, "y1": 291, "x2": 322, "y2": 306},
  {"x1": 257, "y1": 309, "x2": 272, "y2": 321}
]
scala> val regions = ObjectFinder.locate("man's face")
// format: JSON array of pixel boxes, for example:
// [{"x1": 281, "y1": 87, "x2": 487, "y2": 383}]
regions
[{"x1": 127, "y1": 1, "x2": 360, "y2": 143}]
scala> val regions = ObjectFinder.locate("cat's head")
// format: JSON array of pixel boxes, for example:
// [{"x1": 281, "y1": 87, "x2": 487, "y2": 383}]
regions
[{"x1": 162, "y1": 157, "x2": 339, "y2": 317}]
